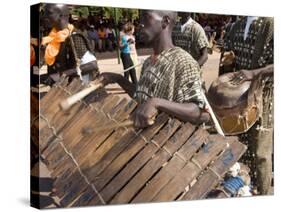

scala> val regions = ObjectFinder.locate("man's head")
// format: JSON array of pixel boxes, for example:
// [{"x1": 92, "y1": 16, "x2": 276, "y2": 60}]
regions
[
  {"x1": 140, "y1": 10, "x2": 177, "y2": 45},
  {"x1": 43, "y1": 4, "x2": 69, "y2": 30},
  {"x1": 178, "y1": 12, "x2": 191, "y2": 25}
]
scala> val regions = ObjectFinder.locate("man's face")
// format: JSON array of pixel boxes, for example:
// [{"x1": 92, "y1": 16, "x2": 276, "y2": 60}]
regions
[
  {"x1": 140, "y1": 11, "x2": 163, "y2": 45},
  {"x1": 178, "y1": 13, "x2": 188, "y2": 25},
  {"x1": 44, "y1": 4, "x2": 69, "y2": 30},
  {"x1": 180, "y1": 16, "x2": 187, "y2": 25}
]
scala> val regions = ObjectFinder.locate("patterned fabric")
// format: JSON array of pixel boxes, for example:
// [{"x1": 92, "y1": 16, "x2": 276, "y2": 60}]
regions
[
  {"x1": 135, "y1": 47, "x2": 205, "y2": 108},
  {"x1": 172, "y1": 20, "x2": 209, "y2": 61},
  {"x1": 224, "y1": 17, "x2": 274, "y2": 71},
  {"x1": 41, "y1": 24, "x2": 74, "y2": 65}
]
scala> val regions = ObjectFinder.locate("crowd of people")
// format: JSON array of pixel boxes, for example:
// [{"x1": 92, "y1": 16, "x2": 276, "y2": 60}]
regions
[
  {"x1": 68, "y1": 14, "x2": 144, "y2": 53},
  {"x1": 67, "y1": 14, "x2": 141, "y2": 86},
  {"x1": 60, "y1": 11, "x2": 240, "y2": 63}
]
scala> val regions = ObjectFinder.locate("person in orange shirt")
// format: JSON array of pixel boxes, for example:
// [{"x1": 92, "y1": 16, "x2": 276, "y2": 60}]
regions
[
  {"x1": 97, "y1": 24, "x2": 106, "y2": 52},
  {"x1": 41, "y1": 4, "x2": 99, "y2": 84}
]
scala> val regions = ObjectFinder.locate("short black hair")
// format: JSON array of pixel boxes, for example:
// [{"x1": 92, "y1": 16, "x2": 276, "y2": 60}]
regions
[
  {"x1": 154, "y1": 10, "x2": 177, "y2": 24},
  {"x1": 147, "y1": 10, "x2": 178, "y2": 28}
]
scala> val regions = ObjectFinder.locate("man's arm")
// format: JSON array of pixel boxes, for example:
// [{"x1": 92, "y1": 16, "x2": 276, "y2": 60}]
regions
[
  {"x1": 238, "y1": 64, "x2": 274, "y2": 81},
  {"x1": 154, "y1": 98, "x2": 209, "y2": 123},
  {"x1": 99, "y1": 72, "x2": 136, "y2": 98},
  {"x1": 115, "y1": 74, "x2": 136, "y2": 97},
  {"x1": 253, "y1": 64, "x2": 274, "y2": 78},
  {"x1": 197, "y1": 47, "x2": 208, "y2": 67},
  {"x1": 195, "y1": 24, "x2": 209, "y2": 67},
  {"x1": 134, "y1": 97, "x2": 210, "y2": 128}
]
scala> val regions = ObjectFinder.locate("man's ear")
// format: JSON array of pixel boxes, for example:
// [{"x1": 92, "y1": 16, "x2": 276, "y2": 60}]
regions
[{"x1": 161, "y1": 15, "x2": 171, "y2": 29}]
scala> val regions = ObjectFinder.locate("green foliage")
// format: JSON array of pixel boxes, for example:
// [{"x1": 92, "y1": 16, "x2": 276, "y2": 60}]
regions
[
  {"x1": 71, "y1": 6, "x2": 90, "y2": 18},
  {"x1": 70, "y1": 5, "x2": 139, "y2": 22},
  {"x1": 88, "y1": 6, "x2": 103, "y2": 16}
]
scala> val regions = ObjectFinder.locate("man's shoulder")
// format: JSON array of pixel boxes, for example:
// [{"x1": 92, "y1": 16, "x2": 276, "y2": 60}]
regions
[
  {"x1": 164, "y1": 47, "x2": 198, "y2": 68},
  {"x1": 192, "y1": 19, "x2": 203, "y2": 27},
  {"x1": 188, "y1": 20, "x2": 203, "y2": 31},
  {"x1": 183, "y1": 20, "x2": 206, "y2": 37}
]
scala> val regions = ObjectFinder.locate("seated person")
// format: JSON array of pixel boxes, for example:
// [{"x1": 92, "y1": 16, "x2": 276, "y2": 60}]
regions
[{"x1": 41, "y1": 4, "x2": 99, "y2": 84}]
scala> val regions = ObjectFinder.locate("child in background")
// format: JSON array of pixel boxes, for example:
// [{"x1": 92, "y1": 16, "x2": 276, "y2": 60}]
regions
[
  {"x1": 127, "y1": 23, "x2": 140, "y2": 74},
  {"x1": 119, "y1": 23, "x2": 137, "y2": 85}
]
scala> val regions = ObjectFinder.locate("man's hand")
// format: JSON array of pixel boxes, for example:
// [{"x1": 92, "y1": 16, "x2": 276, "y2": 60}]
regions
[
  {"x1": 232, "y1": 65, "x2": 274, "y2": 84},
  {"x1": 229, "y1": 69, "x2": 255, "y2": 84},
  {"x1": 134, "y1": 98, "x2": 159, "y2": 129},
  {"x1": 220, "y1": 51, "x2": 235, "y2": 66},
  {"x1": 99, "y1": 72, "x2": 121, "y2": 86},
  {"x1": 239, "y1": 69, "x2": 256, "y2": 81}
]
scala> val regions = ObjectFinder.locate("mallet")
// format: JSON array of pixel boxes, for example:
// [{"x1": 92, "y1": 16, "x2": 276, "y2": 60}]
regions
[
  {"x1": 60, "y1": 78, "x2": 104, "y2": 110},
  {"x1": 60, "y1": 62, "x2": 143, "y2": 111}
]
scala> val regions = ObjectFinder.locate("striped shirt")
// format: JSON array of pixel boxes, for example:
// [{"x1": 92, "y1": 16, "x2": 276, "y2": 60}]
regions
[
  {"x1": 135, "y1": 47, "x2": 205, "y2": 108},
  {"x1": 223, "y1": 17, "x2": 274, "y2": 124},
  {"x1": 224, "y1": 17, "x2": 273, "y2": 71},
  {"x1": 172, "y1": 19, "x2": 209, "y2": 62}
]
